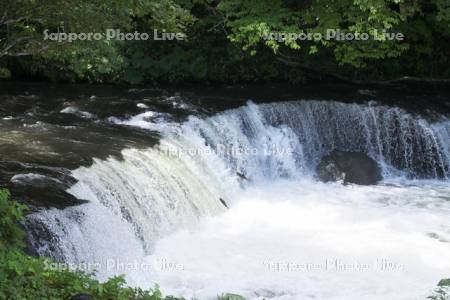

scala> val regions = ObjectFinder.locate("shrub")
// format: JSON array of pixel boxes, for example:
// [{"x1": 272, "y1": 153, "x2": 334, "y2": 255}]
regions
[
  {"x1": 0, "y1": 189, "x2": 185, "y2": 299},
  {"x1": 0, "y1": 189, "x2": 27, "y2": 251}
]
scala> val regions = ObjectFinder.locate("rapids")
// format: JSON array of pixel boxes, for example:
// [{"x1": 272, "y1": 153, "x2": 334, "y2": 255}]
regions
[{"x1": 24, "y1": 99, "x2": 450, "y2": 300}]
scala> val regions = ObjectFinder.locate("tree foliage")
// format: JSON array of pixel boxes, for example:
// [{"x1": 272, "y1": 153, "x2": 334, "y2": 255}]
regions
[
  {"x1": 218, "y1": 0, "x2": 449, "y2": 75},
  {"x1": 0, "y1": 189, "x2": 27, "y2": 251},
  {"x1": 0, "y1": 0, "x2": 449, "y2": 84}
]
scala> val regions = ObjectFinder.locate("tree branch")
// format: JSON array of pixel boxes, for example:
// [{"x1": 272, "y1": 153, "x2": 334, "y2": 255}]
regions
[{"x1": 0, "y1": 37, "x2": 47, "y2": 58}]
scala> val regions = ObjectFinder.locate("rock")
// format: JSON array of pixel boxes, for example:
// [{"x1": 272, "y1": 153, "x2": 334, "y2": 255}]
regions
[
  {"x1": 2, "y1": 163, "x2": 88, "y2": 210},
  {"x1": 316, "y1": 150, "x2": 382, "y2": 185},
  {"x1": 9, "y1": 181, "x2": 88, "y2": 210}
]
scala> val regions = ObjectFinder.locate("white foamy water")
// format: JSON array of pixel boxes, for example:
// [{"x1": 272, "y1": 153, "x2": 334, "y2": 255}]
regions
[
  {"x1": 129, "y1": 179, "x2": 450, "y2": 300},
  {"x1": 25, "y1": 100, "x2": 450, "y2": 299},
  {"x1": 60, "y1": 106, "x2": 95, "y2": 119}
]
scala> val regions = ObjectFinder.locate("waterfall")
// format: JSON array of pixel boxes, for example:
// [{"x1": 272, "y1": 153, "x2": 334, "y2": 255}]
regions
[
  {"x1": 255, "y1": 101, "x2": 449, "y2": 178},
  {"x1": 24, "y1": 100, "x2": 450, "y2": 298}
]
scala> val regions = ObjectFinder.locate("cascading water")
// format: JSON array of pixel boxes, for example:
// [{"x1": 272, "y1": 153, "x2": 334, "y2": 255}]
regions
[{"x1": 25, "y1": 100, "x2": 450, "y2": 299}]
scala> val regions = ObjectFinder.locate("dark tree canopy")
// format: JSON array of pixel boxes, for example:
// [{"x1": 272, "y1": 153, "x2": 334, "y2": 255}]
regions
[{"x1": 0, "y1": 0, "x2": 449, "y2": 83}]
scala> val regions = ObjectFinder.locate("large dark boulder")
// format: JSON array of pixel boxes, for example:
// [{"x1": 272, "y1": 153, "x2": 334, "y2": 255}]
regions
[{"x1": 316, "y1": 150, "x2": 382, "y2": 185}]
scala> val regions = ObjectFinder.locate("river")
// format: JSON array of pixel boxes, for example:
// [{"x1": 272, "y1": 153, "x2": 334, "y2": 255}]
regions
[{"x1": 1, "y1": 82, "x2": 449, "y2": 299}]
